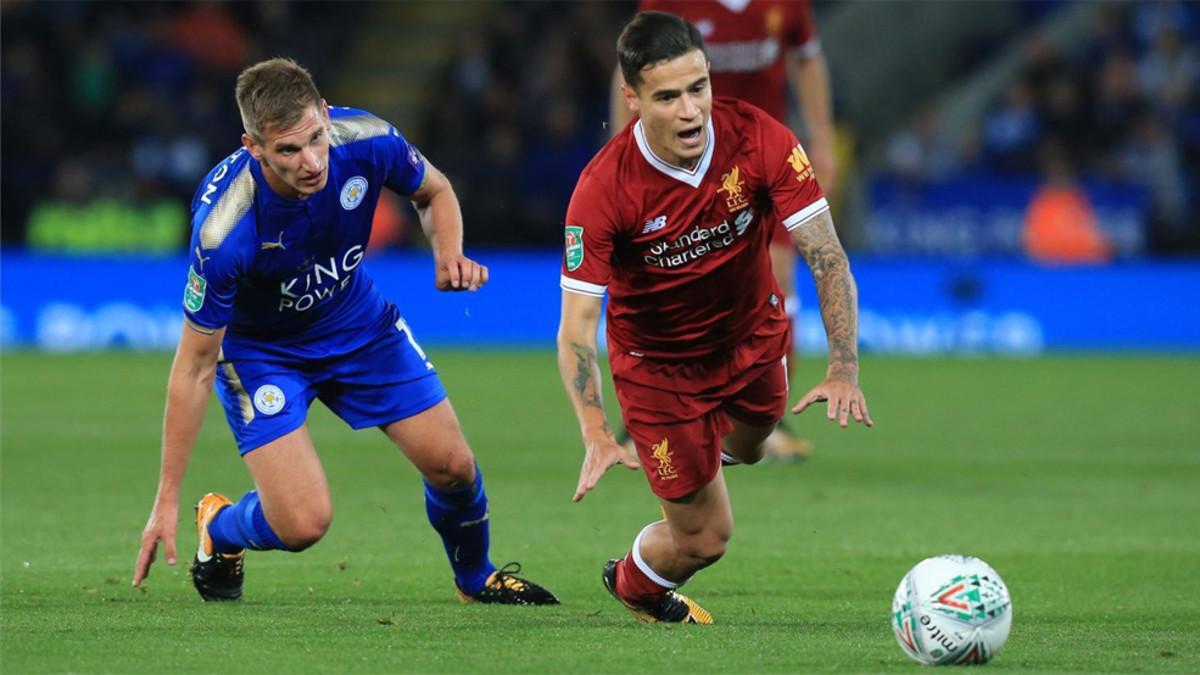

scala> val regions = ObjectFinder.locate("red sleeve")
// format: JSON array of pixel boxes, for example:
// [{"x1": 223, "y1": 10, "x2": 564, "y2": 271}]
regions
[
  {"x1": 785, "y1": 0, "x2": 820, "y2": 57},
  {"x1": 757, "y1": 109, "x2": 828, "y2": 231},
  {"x1": 560, "y1": 169, "x2": 619, "y2": 297}
]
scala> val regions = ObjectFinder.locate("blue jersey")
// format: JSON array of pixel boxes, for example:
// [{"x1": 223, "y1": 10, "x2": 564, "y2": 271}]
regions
[{"x1": 182, "y1": 107, "x2": 426, "y2": 361}]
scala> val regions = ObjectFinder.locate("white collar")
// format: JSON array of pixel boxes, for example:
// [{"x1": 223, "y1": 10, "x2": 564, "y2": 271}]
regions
[{"x1": 633, "y1": 115, "x2": 715, "y2": 188}]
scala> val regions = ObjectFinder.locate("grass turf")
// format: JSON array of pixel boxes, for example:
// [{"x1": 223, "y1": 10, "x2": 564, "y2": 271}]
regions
[{"x1": 1, "y1": 351, "x2": 1198, "y2": 673}]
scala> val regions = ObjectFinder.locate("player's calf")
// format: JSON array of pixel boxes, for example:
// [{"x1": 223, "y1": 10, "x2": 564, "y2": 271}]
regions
[
  {"x1": 192, "y1": 489, "x2": 296, "y2": 601},
  {"x1": 423, "y1": 466, "x2": 558, "y2": 605}
]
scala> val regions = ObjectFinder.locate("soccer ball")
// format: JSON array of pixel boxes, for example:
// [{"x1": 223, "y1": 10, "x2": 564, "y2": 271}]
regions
[{"x1": 891, "y1": 555, "x2": 1012, "y2": 665}]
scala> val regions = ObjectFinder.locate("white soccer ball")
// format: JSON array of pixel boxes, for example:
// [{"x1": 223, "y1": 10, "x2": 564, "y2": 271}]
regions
[{"x1": 891, "y1": 555, "x2": 1012, "y2": 665}]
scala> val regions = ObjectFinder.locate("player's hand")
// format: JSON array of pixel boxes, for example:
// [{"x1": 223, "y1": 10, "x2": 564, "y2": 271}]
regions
[
  {"x1": 792, "y1": 378, "x2": 873, "y2": 428},
  {"x1": 435, "y1": 253, "x2": 489, "y2": 292},
  {"x1": 133, "y1": 500, "x2": 179, "y2": 587},
  {"x1": 573, "y1": 430, "x2": 640, "y2": 502}
]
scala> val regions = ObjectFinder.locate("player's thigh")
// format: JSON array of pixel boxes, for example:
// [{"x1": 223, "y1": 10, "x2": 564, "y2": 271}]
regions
[
  {"x1": 242, "y1": 424, "x2": 333, "y2": 532},
  {"x1": 319, "y1": 313, "x2": 447, "y2": 425},
  {"x1": 721, "y1": 355, "x2": 789, "y2": 462},
  {"x1": 617, "y1": 383, "x2": 728, "y2": 501},
  {"x1": 214, "y1": 358, "x2": 315, "y2": 455},
  {"x1": 381, "y1": 399, "x2": 476, "y2": 488},
  {"x1": 723, "y1": 417, "x2": 776, "y2": 464}
]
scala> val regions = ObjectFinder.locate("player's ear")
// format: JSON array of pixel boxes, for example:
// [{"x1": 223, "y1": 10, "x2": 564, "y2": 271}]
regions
[
  {"x1": 242, "y1": 133, "x2": 262, "y2": 161},
  {"x1": 621, "y1": 82, "x2": 640, "y2": 115},
  {"x1": 320, "y1": 99, "x2": 331, "y2": 123}
]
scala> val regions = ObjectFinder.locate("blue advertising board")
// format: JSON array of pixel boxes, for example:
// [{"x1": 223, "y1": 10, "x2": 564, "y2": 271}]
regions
[
  {"x1": 2, "y1": 251, "x2": 1197, "y2": 354},
  {"x1": 866, "y1": 176, "x2": 1148, "y2": 257}
]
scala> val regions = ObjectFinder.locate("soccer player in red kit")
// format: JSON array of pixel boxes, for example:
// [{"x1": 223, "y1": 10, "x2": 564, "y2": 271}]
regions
[
  {"x1": 611, "y1": 0, "x2": 837, "y2": 460},
  {"x1": 559, "y1": 12, "x2": 870, "y2": 624}
]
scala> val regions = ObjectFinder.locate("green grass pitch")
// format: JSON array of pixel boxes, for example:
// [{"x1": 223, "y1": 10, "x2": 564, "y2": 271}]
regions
[{"x1": 2, "y1": 351, "x2": 1198, "y2": 673}]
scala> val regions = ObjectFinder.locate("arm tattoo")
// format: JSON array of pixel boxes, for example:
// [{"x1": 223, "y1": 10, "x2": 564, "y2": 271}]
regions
[
  {"x1": 570, "y1": 342, "x2": 604, "y2": 408},
  {"x1": 793, "y1": 212, "x2": 860, "y2": 382},
  {"x1": 570, "y1": 343, "x2": 613, "y2": 434}
]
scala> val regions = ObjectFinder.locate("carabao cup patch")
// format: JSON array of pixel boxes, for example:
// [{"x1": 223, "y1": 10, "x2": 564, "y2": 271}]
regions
[
  {"x1": 253, "y1": 385, "x2": 286, "y2": 415},
  {"x1": 340, "y1": 176, "x2": 368, "y2": 210},
  {"x1": 565, "y1": 226, "x2": 584, "y2": 271},
  {"x1": 184, "y1": 266, "x2": 207, "y2": 313}
]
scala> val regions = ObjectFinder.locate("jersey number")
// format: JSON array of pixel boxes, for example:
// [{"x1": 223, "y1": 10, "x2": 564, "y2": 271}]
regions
[{"x1": 394, "y1": 317, "x2": 429, "y2": 362}]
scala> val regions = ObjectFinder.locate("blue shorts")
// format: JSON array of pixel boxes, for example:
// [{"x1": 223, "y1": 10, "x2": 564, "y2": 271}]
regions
[{"x1": 214, "y1": 314, "x2": 447, "y2": 454}]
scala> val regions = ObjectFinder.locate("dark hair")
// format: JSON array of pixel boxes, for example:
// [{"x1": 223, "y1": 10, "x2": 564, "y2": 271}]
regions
[{"x1": 618, "y1": 11, "x2": 707, "y2": 89}]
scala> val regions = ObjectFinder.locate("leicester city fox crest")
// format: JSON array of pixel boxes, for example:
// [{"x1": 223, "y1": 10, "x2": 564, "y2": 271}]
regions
[{"x1": 340, "y1": 176, "x2": 368, "y2": 210}]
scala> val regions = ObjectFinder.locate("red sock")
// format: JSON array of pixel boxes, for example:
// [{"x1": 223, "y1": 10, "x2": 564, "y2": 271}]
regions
[{"x1": 615, "y1": 552, "x2": 671, "y2": 606}]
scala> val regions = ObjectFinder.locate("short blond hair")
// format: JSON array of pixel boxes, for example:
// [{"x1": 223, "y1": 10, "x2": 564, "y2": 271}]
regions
[{"x1": 235, "y1": 58, "x2": 322, "y2": 142}]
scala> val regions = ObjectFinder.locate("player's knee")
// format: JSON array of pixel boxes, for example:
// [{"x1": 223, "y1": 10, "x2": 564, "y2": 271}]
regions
[
  {"x1": 678, "y1": 529, "x2": 731, "y2": 569},
  {"x1": 740, "y1": 444, "x2": 766, "y2": 465},
  {"x1": 725, "y1": 439, "x2": 766, "y2": 465},
  {"x1": 724, "y1": 424, "x2": 774, "y2": 464},
  {"x1": 426, "y1": 450, "x2": 477, "y2": 490},
  {"x1": 276, "y1": 510, "x2": 333, "y2": 551},
  {"x1": 680, "y1": 536, "x2": 729, "y2": 568}
]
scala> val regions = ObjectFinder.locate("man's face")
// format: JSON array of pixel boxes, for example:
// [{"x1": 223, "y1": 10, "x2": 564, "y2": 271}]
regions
[
  {"x1": 623, "y1": 49, "x2": 711, "y2": 169},
  {"x1": 244, "y1": 102, "x2": 331, "y2": 199}
]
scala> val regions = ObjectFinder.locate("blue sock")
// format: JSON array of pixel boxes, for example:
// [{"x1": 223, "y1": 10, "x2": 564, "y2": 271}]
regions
[
  {"x1": 424, "y1": 467, "x2": 495, "y2": 595},
  {"x1": 208, "y1": 490, "x2": 288, "y2": 553}
]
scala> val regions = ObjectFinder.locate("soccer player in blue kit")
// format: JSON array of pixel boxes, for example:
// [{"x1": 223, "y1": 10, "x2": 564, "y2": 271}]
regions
[{"x1": 131, "y1": 58, "x2": 558, "y2": 605}]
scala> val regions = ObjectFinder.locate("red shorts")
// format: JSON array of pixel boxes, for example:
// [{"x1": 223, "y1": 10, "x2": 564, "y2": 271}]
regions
[{"x1": 612, "y1": 316, "x2": 790, "y2": 500}]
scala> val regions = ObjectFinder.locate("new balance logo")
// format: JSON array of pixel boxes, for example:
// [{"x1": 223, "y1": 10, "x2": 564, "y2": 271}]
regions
[{"x1": 642, "y1": 215, "x2": 667, "y2": 234}]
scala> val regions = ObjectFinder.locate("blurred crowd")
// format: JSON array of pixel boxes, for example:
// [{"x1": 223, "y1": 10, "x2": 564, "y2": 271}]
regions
[
  {"x1": 1, "y1": 1, "x2": 360, "y2": 248},
  {"x1": 1, "y1": 0, "x2": 1196, "y2": 255},
  {"x1": 886, "y1": 1, "x2": 1199, "y2": 252},
  {"x1": 420, "y1": 1, "x2": 632, "y2": 245}
]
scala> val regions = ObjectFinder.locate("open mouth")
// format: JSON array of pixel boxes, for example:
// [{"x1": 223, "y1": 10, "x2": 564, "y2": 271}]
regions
[{"x1": 677, "y1": 126, "x2": 703, "y2": 147}]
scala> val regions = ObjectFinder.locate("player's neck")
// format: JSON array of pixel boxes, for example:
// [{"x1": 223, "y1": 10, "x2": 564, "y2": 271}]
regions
[{"x1": 650, "y1": 140, "x2": 701, "y2": 172}]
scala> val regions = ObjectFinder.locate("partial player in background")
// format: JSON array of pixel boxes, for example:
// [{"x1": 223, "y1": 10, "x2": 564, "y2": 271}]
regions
[
  {"x1": 562, "y1": 12, "x2": 870, "y2": 624},
  {"x1": 132, "y1": 58, "x2": 557, "y2": 607},
  {"x1": 610, "y1": 0, "x2": 837, "y2": 461}
]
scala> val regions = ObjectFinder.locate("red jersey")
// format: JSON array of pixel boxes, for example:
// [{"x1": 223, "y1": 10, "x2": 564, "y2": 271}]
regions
[
  {"x1": 561, "y1": 98, "x2": 827, "y2": 361},
  {"x1": 639, "y1": 0, "x2": 819, "y2": 121}
]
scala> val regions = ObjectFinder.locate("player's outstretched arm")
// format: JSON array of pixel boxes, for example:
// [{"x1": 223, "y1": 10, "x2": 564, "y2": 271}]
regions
[
  {"x1": 787, "y1": 49, "x2": 838, "y2": 197},
  {"x1": 556, "y1": 291, "x2": 640, "y2": 502},
  {"x1": 133, "y1": 323, "x2": 225, "y2": 587},
  {"x1": 410, "y1": 161, "x2": 488, "y2": 292},
  {"x1": 790, "y1": 210, "x2": 873, "y2": 428}
]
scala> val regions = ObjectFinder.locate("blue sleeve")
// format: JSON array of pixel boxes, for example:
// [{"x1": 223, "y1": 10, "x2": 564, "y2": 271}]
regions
[
  {"x1": 182, "y1": 224, "x2": 244, "y2": 333},
  {"x1": 380, "y1": 126, "x2": 428, "y2": 196}
]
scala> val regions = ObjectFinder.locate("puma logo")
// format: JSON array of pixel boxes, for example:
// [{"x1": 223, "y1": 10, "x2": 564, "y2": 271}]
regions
[
  {"x1": 260, "y1": 231, "x2": 286, "y2": 251},
  {"x1": 194, "y1": 246, "x2": 212, "y2": 271}
]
